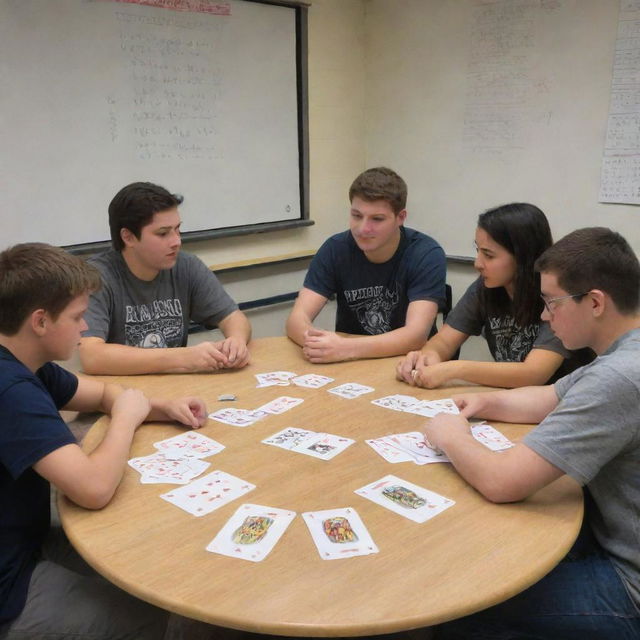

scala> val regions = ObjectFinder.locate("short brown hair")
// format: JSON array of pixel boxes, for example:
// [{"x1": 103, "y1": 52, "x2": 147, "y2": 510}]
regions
[
  {"x1": 348, "y1": 167, "x2": 407, "y2": 214},
  {"x1": 0, "y1": 243, "x2": 101, "y2": 335},
  {"x1": 535, "y1": 227, "x2": 640, "y2": 314}
]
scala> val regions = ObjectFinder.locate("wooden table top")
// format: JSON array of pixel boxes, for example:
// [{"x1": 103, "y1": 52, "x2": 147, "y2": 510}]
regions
[{"x1": 59, "y1": 337, "x2": 583, "y2": 637}]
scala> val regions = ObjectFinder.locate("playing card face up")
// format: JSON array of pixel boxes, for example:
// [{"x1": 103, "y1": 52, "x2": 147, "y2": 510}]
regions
[
  {"x1": 128, "y1": 452, "x2": 211, "y2": 484},
  {"x1": 153, "y1": 431, "x2": 225, "y2": 459},
  {"x1": 255, "y1": 396, "x2": 304, "y2": 415},
  {"x1": 255, "y1": 371, "x2": 297, "y2": 388},
  {"x1": 302, "y1": 507, "x2": 378, "y2": 560},
  {"x1": 160, "y1": 470, "x2": 255, "y2": 517},
  {"x1": 262, "y1": 428, "x2": 354, "y2": 460},
  {"x1": 208, "y1": 407, "x2": 267, "y2": 427},
  {"x1": 291, "y1": 373, "x2": 335, "y2": 389},
  {"x1": 327, "y1": 382, "x2": 375, "y2": 399},
  {"x1": 371, "y1": 394, "x2": 420, "y2": 412},
  {"x1": 355, "y1": 475, "x2": 455, "y2": 523},
  {"x1": 471, "y1": 424, "x2": 513, "y2": 451},
  {"x1": 206, "y1": 503, "x2": 296, "y2": 562}
]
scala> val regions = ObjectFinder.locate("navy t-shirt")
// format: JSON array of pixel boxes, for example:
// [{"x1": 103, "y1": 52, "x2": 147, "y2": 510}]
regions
[
  {"x1": 303, "y1": 227, "x2": 446, "y2": 335},
  {"x1": 0, "y1": 346, "x2": 78, "y2": 623}
]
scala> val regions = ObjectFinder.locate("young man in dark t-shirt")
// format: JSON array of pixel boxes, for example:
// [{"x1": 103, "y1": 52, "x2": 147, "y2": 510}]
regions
[
  {"x1": 286, "y1": 167, "x2": 446, "y2": 363},
  {"x1": 0, "y1": 243, "x2": 208, "y2": 638}
]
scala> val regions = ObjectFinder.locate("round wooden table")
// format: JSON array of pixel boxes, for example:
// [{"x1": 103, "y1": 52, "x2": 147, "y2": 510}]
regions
[{"x1": 59, "y1": 337, "x2": 583, "y2": 636}]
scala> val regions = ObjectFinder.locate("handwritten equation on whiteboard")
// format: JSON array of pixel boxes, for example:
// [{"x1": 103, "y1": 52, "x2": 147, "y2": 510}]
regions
[{"x1": 599, "y1": 0, "x2": 640, "y2": 205}]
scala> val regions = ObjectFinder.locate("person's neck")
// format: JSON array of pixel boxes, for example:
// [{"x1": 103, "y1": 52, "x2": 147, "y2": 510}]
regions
[
  {"x1": 591, "y1": 314, "x2": 640, "y2": 355},
  {"x1": 0, "y1": 335, "x2": 46, "y2": 373},
  {"x1": 121, "y1": 250, "x2": 160, "y2": 281},
  {"x1": 363, "y1": 228, "x2": 402, "y2": 264}
]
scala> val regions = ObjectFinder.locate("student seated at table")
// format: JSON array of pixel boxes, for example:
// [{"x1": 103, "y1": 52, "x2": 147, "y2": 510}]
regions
[
  {"x1": 286, "y1": 166, "x2": 446, "y2": 363},
  {"x1": 80, "y1": 181, "x2": 251, "y2": 375},
  {"x1": 0, "y1": 242, "x2": 209, "y2": 639},
  {"x1": 396, "y1": 203, "x2": 593, "y2": 389},
  {"x1": 425, "y1": 227, "x2": 640, "y2": 639}
]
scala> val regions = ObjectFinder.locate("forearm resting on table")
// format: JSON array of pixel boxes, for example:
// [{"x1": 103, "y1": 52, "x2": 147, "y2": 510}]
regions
[
  {"x1": 447, "y1": 358, "x2": 556, "y2": 388},
  {"x1": 80, "y1": 338, "x2": 191, "y2": 375},
  {"x1": 341, "y1": 327, "x2": 431, "y2": 360},
  {"x1": 217, "y1": 309, "x2": 252, "y2": 344}
]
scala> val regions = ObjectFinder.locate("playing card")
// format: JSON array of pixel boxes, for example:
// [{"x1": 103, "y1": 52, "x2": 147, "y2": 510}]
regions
[
  {"x1": 206, "y1": 503, "x2": 296, "y2": 562},
  {"x1": 262, "y1": 427, "x2": 316, "y2": 450},
  {"x1": 208, "y1": 407, "x2": 267, "y2": 427},
  {"x1": 371, "y1": 394, "x2": 419, "y2": 412},
  {"x1": 302, "y1": 507, "x2": 378, "y2": 560},
  {"x1": 328, "y1": 382, "x2": 375, "y2": 399},
  {"x1": 153, "y1": 431, "x2": 225, "y2": 459},
  {"x1": 160, "y1": 470, "x2": 255, "y2": 517},
  {"x1": 255, "y1": 396, "x2": 304, "y2": 415},
  {"x1": 290, "y1": 432, "x2": 355, "y2": 460},
  {"x1": 291, "y1": 373, "x2": 335, "y2": 389},
  {"x1": 404, "y1": 398, "x2": 460, "y2": 418},
  {"x1": 255, "y1": 371, "x2": 297, "y2": 388},
  {"x1": 355, "y1": 475, "x2": 455, "y2": 523},
  {"x1": 128, "y1": 452, "x2": 210, "y2": 484},
  {"x1": 384, "y1": 432, "x2": 448, "y2": 464},
  {"x1": 365, "y1": 437, "x2": 416, "y2": 463},
  {"x1": 471, "y1": 424, "x2": 513, "y2": 451}
]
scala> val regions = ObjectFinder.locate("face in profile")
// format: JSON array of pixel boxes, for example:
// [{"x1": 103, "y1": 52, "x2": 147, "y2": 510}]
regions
[{"x1": 474, "y1": 227, "x2": 518, "y2": 296}]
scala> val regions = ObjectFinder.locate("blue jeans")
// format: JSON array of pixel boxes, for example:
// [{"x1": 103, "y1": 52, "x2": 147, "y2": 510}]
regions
[{"x1": 434, "y1": 527, "x2": 640, "y2": 640}]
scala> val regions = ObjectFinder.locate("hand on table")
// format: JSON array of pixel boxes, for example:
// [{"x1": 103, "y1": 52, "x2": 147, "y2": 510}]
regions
[
  {"x1": 111, "y1": 388, "x2": 152, "y2": 430},
  {"x1": 302, "y1": 327, "x2": 351, "y2": 363},
  {"x1": 423, "y1": 412, "x2": 471, "y2": 453},
  {"x1": 160, "y1": 397, "x2": 208, "y2": 429},
  {"x1": 214, "y1": 336, "x2": 250, "y2": 369}
]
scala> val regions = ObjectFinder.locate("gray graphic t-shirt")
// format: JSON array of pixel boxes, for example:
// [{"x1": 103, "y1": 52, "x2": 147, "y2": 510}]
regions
[
  {"x1": 446, "y1": 277, "x2": 567, "y2": 362},
  {"x1": 83, "y1": 250, "x2": 237, "y2": 348}
]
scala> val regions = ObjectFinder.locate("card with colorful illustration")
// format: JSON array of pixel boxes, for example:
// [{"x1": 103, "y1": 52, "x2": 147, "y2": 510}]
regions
[
  {"x1": 328, "y1": 382, "x2": 375, "y2": 399},
  {"x1": 291, "y1": 373, "x2": 335, "y2": 389},
  {"x1": 160, "y1": 470, "x2": 255, "y2": 517},
  {"x1": 290, "y1": 432, "x2": 355, "y2": 460},
  {"x1": 153, "y1": 431, "x2": 225, "y2": 459},
  {"x1": 206, "y1": 503, "x2": 296, "y2": 562},
  {"x1": 261, "y1": 427, "x2": 316, "y2": 450},
  {"x1": 355, "y1": 475, "x2": 455, "y2": 523},
  {"x1": 302, "y1": 507, "x2": 378, "y2": 560}
]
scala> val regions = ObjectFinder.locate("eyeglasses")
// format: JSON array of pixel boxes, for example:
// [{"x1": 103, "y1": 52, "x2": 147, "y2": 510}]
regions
[{"x1": 540, "y1": 292, "x2": 589, "y2": 315}]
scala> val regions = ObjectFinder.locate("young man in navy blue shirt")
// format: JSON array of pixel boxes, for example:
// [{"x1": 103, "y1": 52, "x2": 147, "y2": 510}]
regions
[
  {"x1": 0, "y1": 243, "x2": 208, "y2": 638},
  {"x1": 286, "y1": 167, "x2": 446, "y2": 363}
]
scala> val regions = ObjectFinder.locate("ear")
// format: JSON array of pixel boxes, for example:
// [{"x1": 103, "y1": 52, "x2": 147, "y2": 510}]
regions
[
  {"x1": 396, "y1": 209, "x2": 408, "y2": 225},
  {"x1": 589, "y1": 289, "x2": 606, "y2": 318},
  {"x1": 120, "y1": 227, "x2": 136, "y2": 248},
  {"x1": 30, "y1": 309, "x2": 48, "y2": 336}
]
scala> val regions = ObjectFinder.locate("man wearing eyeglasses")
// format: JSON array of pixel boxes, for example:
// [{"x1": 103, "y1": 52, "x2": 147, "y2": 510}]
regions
[{"x1": 426, "y1": 227, "x2": 640, "y2": 639}]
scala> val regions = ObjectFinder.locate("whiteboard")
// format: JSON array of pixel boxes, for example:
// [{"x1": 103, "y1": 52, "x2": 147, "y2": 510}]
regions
[
  {"x1": 0, "y1": 0, "x2": 306, "y2": 249},
  {"x1": 364, "y1": 0, "x2": 640, "y2": 258}
]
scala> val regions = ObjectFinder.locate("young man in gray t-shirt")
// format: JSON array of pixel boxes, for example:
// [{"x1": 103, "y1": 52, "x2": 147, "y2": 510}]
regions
[
  {"x1": 424, "y1": 228, "x2": 640, "y2": 639},
  {"x1": 80, "y1": 182, "x2": 251, "y2": 375}
]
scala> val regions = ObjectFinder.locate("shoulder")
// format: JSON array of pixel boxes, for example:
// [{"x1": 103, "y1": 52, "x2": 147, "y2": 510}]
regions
[
  {"x1": 402, "y1": 227, "x2": 444, "y2": 254},
  {"x1": 88, "y1": 249, "x2": 122, "y2": 275},
  {"x1": 174, "y1": 250, "x2": 210, "y2": 275}
]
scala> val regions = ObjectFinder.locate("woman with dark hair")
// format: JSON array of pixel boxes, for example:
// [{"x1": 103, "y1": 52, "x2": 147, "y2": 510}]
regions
[{"x1": 396, "y1": 203, "x2": 592, "y2": 389}]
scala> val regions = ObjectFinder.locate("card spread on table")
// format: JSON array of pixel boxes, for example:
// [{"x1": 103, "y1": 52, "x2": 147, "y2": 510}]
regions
[
  {"x1": 160, "y1": 470, "x2": 255, "y2": 517},
  {"x1": 327, "y1": 382, "x2": 375, "y2": 399},
  {"x1": 262, "y1": 427, "x2": 355, "y2": 460},
  {"x1": 208, "y1": 407, "x2": 267, "y2": 427},
  {"x1": 153, "y1": 431, "x2": 225, "y2": 459},
  {"x1": 355, "y1": 475, "x2": 455, "y2": 523},
  {"x1": 206, "y1": 503, "x2": 296, "y2": 562},
  {"x1": 371, "y1": 394, "x2": 461, "y2": 417},
  {"x1": 291, "y1": 373, "x2": 335, "y2": 389},
  {"x1": 255, "y1": 371, "x2": 297, "y2": 388},
  {"x1": 302, "y1": 507, "x2": 378, "y2": 560},
  {"x1": 128, "y1": 452, "x2": 211, "y2": 484},
  {"x1": 255, "y1": 396, "x2": 304, "y2": 415},
  {"x1": 367, "y1": 425, "x2": 513, "y2": 465}
]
